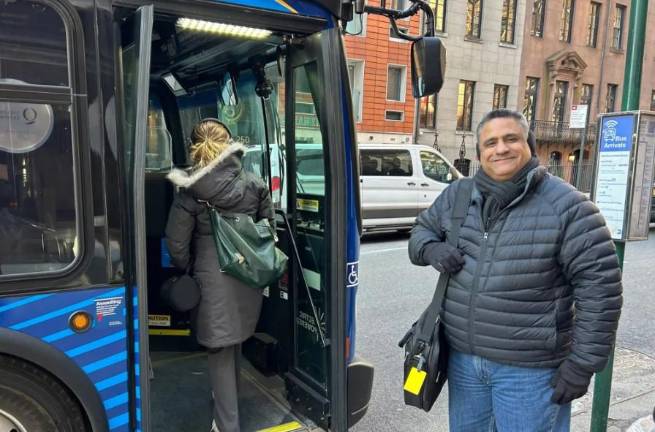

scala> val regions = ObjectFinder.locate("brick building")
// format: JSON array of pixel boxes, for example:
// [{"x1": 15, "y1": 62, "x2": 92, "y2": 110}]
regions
[{"x1": 518, "y1": 0, "x2": 655, "y2": 189}]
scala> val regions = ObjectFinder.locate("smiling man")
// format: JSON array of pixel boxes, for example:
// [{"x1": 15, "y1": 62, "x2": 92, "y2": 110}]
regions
[{"x1": 408, "y1": 109, "x2": 623, "y2": 431}]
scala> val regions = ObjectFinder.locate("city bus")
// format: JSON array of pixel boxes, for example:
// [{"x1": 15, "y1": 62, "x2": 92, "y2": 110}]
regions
[{"x1": 0, "y1": 0, "x2": 443, "y2": 431}]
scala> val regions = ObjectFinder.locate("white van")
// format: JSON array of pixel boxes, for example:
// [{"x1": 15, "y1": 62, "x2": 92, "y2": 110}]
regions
[
  {"x1": 359, "y1": 143, "x2": 462, "y2": 232},
  {"x1": 243, "y1": 143, "x2": 461, "y2": 232}
]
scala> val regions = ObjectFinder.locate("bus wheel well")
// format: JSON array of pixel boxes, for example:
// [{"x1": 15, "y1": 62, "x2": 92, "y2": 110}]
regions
[{"x1": 0, "y1": 354, "x2": 92, "y2": 432}]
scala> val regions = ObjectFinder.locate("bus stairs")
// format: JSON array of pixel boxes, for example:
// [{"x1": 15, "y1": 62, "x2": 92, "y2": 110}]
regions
[{"x1": 150, "y1": 352, "x2": 316, "y2": 432}]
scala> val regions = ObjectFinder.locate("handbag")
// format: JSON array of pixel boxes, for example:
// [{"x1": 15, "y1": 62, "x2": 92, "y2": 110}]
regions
[
  {"x1": 206, "y1": 205, "x2": 288, "y2": 289},
  {"x1": 398, "y1": 179, "x2": 473, "y2": 412},
  {"x1": 161, "y1": 271, "x2": 200, "y2": 312}
]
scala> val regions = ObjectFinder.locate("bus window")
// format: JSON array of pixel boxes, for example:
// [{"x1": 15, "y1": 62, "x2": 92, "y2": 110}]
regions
[
  {"x1": 0, "y1": 1, "x2": 78, "y2": 277},
  {"x1": 146, "y1": 96, "x2": 173, "y2": 171},
  {"x1": 0, "y1": 1, "x2": 69, "y2": 87}
]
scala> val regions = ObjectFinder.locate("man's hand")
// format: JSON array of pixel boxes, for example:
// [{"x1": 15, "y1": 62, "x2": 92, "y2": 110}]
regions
[
  {"x1": 550, "y1": 359, "x2": 593, "y2": 405},
  {"x1": 422, "y1": 242, "x2": 464, "y2": 274}
]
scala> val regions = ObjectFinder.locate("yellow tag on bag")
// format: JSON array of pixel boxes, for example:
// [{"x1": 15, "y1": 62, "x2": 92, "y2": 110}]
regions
[{"x1": 403, "y1": 367, "x2": 427, "y2": 395}]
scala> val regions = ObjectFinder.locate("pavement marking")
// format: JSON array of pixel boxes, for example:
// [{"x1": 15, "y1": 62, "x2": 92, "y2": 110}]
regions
[{"x1": 360, "y1": 246, "x2": 407, "y2": 255}]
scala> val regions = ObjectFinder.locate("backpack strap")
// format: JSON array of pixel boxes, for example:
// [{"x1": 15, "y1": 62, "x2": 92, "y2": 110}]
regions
[{"x1": 417, "y1": 179, "x2": 474, "y2": 342}]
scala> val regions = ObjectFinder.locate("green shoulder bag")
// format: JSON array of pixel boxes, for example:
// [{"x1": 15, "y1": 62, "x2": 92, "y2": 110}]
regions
[{"x1": 206, "y1": 206, "x2": 288, "y2": 289}]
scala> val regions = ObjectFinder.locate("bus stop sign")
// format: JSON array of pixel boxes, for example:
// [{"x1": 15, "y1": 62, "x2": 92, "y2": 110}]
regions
[{"x1": 591, "y1": 111, "x2": 655, "y2": 241}]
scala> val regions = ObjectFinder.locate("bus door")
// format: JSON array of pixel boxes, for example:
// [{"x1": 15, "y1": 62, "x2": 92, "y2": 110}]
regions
[{"x1": 115, "y1": 4, "x2": 350, "y2": 431}]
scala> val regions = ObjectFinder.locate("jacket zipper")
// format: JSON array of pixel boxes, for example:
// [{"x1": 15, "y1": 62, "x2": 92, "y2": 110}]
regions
[{"x1": 468, "y1": 230, "x2": 488, "y2": 351}]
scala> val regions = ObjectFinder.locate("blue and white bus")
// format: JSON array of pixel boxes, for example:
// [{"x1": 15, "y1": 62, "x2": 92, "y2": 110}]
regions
[{"x1": 0, "y1": 0, "x2": 443, "y2": 431}]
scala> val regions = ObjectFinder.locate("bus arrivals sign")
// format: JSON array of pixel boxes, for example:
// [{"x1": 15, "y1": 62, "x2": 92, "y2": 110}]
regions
[{"x1": 591, "y1": 112, "x2": 655, "y2": 241}]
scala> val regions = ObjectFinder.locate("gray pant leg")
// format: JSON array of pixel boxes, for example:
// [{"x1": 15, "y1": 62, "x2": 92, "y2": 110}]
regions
[{"x1": 208, "y1": 345, "x2": 240, "y2": 432}]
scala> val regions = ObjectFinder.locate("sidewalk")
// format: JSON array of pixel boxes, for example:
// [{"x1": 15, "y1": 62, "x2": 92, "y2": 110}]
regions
[{"x1": 571, "y1": 347, "x2": 655, "y2": 432}]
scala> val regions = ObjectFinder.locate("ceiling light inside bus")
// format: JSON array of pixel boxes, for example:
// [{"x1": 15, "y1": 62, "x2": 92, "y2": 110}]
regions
[{"x1": 177, "y1": 18, "x2": 272, "y2": 39}]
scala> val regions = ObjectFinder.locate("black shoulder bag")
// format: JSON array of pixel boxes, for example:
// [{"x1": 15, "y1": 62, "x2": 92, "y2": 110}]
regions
[{"x1": 398, "y1": 179, "x2": 473, "y2": 412}]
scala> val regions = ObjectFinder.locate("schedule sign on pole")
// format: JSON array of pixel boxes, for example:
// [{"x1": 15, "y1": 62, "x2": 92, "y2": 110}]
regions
[
  {"x1": 593, "y1": 114, "x2": 634, "y2": 239},
  {"x1": 592, "y1": 111, "x2": 655, "y2": 241}
]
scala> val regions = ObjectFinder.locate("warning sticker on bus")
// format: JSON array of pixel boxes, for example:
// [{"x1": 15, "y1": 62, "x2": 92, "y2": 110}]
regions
[
  {"x1": 148, "y1": 314, "x2": 172, "y2": 327},
  {"x1": 296, "y1": 198, "x2": 319, "y2": 212}
]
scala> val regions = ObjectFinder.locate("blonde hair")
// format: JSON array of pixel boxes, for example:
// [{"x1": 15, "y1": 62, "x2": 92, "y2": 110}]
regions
[{"x1": 189, "y1": 120, "x2": 231, "y2": 168}]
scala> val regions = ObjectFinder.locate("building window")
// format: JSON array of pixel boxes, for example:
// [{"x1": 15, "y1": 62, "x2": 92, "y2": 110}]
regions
[
  {"x1": 523, "y1": 77, "x2": 540, "y2": 126},
  {"x1": 385, "y1": 110, "x2": 404, "y2": 121},
  {"x1": 347, "y1": 60, "x2": 364, "y2": 122},
  {"x1": 466, "y1": 0, "x2": 483, "y2": 39},
  {"x1": 387, "y1": 65, "x2": 406, "y2": 102},
  {"x1": 531, "y1": 0, "x2": 546, "y2": 37},
  {"x1": 612, "y1": 5, "x2": 625, "y2": 50},
  {"x1": 419, "y1": 94, "x2": 437, "y2": 129},
  {"x1": 581, "y1": 84, "x2": 593, "y2": 106},
  {"x1": 390, "y1": 0, "x2": 409, "y2": 10},
  {"x1": 345, "y1": 13, "x2": 367, "y2": 36},
  {"x1": 651, "y1": 90, "x2": 655, "y2": 111},
  {"x1": 493, "y1": 84, "x2": 509, "y2": 110},
  {"x1": 433, "y1": 0, "x2": 447, "y2": 33},
  {"x1": 500, "y1": 0, "x2": 518, "y2": 43},
  {"x1": 586, "y1": 2, "x2": 601, "y2": 47},
  {"x1": 606, "y1": 84, "x2": 618, "y2": 112},
  {"x1": 559, "y1": 0, "x2": 575, "y2": 42},
  {"x1": 456, "y1": 80, "x2": 475, "y2": 131},
  {"x1": 552, "y1": 80, "x2": 569, "y2": 123}
]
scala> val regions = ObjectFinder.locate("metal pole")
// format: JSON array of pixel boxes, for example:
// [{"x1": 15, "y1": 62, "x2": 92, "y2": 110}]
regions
[
  {"x1": 575, "y1": 106, "x2": 590, "y2": 189},
  {"x1": 590, "y1": 0, "x2": 648, "y2": 430}
]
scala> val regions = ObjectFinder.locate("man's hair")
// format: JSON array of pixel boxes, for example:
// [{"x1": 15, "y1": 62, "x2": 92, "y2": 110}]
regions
[{"x1": 476, "y1": 109, "x2": 533, "y2": 157}]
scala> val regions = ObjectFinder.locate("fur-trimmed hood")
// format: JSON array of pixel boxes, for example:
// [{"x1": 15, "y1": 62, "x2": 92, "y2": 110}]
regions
[{"x1": 166, "y1": 142, "x2": 247, "y2": 206}]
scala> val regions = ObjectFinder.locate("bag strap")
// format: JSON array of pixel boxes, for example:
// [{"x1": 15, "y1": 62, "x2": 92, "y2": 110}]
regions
[{"x1": 417, "y1": 179, "x2": 474, "y2": 343}]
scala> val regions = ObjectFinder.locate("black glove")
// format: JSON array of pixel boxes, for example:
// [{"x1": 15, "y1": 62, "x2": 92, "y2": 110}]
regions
[
  {"x1": 422, "y1": 242, "x2": 464, "y2": 274},
  {"x1": 550, "y1": 359, "x2": 593, "y2": 405}
]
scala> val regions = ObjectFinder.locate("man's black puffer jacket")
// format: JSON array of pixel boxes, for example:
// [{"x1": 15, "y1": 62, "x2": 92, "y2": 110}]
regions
[{"x1": 408, "y1": 167, "x2": 623, "y2": 371}]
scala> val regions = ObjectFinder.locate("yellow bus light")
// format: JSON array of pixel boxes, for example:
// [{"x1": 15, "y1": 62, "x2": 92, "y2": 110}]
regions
[
  {"x1": 176, "y1": 18, "x2": 272, "y2": 39},
  {"x1": 69, "y1": 311, "x2": 92, "y2": 333}
]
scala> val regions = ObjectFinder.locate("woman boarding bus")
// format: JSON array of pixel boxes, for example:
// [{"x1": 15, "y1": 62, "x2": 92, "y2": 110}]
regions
[{"x1": 0, "y1": 0, "x2": 443, "y2": 431}]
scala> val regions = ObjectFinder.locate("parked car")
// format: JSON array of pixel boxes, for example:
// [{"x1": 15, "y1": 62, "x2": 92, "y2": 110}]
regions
[{"x1": 359, "y1": 143, "x2": 462, "y2": 232}]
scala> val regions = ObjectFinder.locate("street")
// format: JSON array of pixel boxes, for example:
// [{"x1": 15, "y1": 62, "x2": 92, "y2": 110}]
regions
[{"x1": 352, "y1": 228, "x2": 655, "y2": 432}]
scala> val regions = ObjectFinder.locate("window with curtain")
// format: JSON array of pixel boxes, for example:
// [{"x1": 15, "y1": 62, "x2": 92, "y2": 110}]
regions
[
  {"x1": 456, "y1": 80, "x2": 475, "y2": 131},
  {"x1": 500, "y1": 0, "x2": 517, "y2": 43},
  {"x1": 386, "y1": 65, "x2": 406, "y2": 102},
  {"x1": 493, "y1": 85, "x2": 509, "y2": 110},
  {"x1": 612, "y1": 5, "x2": 625, "y2": 49},
  {"x1": 523, "y1": 77, "x2": 540, "y2": 126},
  {"x1": 559, "y1": 0, "x2": 575, "y2": 42},
  {"x1": 586, "y1": 2, "x2": 601, "y2": 47},
  {"x1": 531, "y1": 0, "x2": 546, "y2": 37},
  {"x1": 466, "y1": 0, "x2": 483, "y2": 39}
]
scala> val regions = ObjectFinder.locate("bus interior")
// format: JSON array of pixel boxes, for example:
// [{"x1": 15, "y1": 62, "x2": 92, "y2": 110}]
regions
[{"x1": 117, "y1": 7, "x2": 335, "y2": 431}]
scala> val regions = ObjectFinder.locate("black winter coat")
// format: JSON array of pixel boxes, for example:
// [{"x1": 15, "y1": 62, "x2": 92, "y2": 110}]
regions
[
  {"x1": 165, "y1": 143, "x2": 274, "y2": 349},
  {"x1": 408, "y1": 166, "x2": 623, "y2": 371}
]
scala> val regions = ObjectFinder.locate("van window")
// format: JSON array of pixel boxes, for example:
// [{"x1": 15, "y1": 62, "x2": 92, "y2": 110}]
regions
[
  {"x1": 420, "y1": 151, "x2": 456, "y2": 183},
  {"x1": 360, "y1": 149, "x2": 413, "y2": 176}
]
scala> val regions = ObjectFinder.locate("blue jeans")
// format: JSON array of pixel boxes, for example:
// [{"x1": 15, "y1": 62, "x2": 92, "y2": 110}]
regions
[{"x1": 448, "y1": 350, "x2": 571, "y2": 432}]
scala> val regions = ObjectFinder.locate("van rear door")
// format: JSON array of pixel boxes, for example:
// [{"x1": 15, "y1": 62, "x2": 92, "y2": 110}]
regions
[{"x1": 359, "y1": 148, "x2": 419, "y2": 228}]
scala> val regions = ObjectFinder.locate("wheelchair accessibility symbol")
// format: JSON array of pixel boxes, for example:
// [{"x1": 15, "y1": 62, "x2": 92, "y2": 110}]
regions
[{"x1": 346, "y1": 262, "x2": 359, "y2": 287}]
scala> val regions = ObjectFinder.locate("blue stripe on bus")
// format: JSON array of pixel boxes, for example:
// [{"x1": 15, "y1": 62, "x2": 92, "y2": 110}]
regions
[
  {"x1": 83, "y1": 352, "x2": 127, "y2": 374},
  {"x1": 43, "y1": 328, "x2": 74, "y2": 343},
  {"x1": 9, "y1": 287, "x2": 125, "y2": 330},
  {"x1": 0, "y1": 293, "x2": 53, "y2": 313},
  {"x1": 96, "y1": 372, "x2": 128, "y2": 391},
  {"x1": 108, "y1": 412, "x2": 129, "y2": 429},
  {"x1": 66, "y1": 330, "x2": 127, "y2": 357},
  {"x1": 104, "y1": 393, "x2": 129, "y2": 410}
]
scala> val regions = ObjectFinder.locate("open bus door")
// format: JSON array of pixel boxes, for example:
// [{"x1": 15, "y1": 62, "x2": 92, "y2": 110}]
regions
[{"x1": 116, "y1": 4, "x2": 355, "y2": 431}]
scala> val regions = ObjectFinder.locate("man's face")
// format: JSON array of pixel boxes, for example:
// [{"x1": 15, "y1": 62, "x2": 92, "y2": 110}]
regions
[{"x1": 478, "y1": 118, "x2": 532, "y2": 181}]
